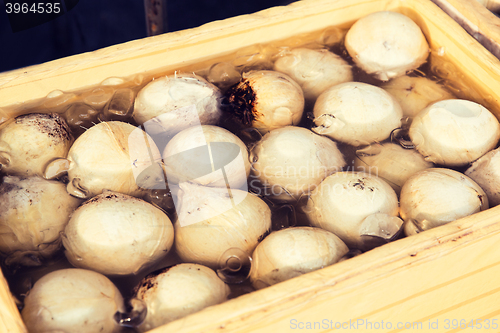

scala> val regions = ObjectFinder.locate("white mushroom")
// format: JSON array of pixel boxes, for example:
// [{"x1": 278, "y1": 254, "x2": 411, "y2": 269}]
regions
[
  {"x1": 21, "y1": 268, "x2": 125, "y2": 333},
  {"x1": 44, "y1": 121, "x2": 164, "y2": 199},
  {"x1": 134, "y1": 263, "x2": 230, "y2": 332},
  {"x1": 250, "y1": 126, "x2": 345, "y2": 202},
  {"x1": 133, "y1": 73, "x2": 222, "y2": 145},
  {"x1": 465, "y1": 147, "x2": 500, "y2": 207},
  {"x1": 273, "y1": 48, "x2": 353, "y2": 102},
  {"x1": 345, "y1": 11, "x2": 429, "y2": 81},
  {"x1": 304, "y1": 172, "x2": 402, "y2": 251},
  {"x1": 400, "y1": 168, "x2": 488, "y2": 235},
  {"x1": 163, "y1": 125, "x2": 250, "y2": 189},
  {"x1": 225, "y1": 70, "x2": 304, "y2": 134},
  {"x1": 0, "y1": 113, "x2": 73, "y2": 177},
  {"x1": 0, "y1": 176, "x2": 82, "y2": 266},
  {"x1": 312, "y1": 82, "x2": 403, "y2": 146},
  {"x1": 249, "y1": 227, "x2": 348, "y2": 289},
  {"x1": 381, "y1": 75, "x2": 454, "y2": 119},
  {"x1": 174, "y1": 183, "x2": 271, "y2": 269},
  {"x1": 354, "y1": 142, "x2": 434, "y2": 193},
  {"x1": 409, "y1": 99, "x2": 500, "y2": 167},
  {"x1": 62, "y1": 192, "x2": 174, "y2": 275}
]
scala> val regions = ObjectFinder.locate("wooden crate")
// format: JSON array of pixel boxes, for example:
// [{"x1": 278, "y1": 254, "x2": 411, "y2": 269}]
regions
[
  {"x1": 431, "y1": 0, "x2": 500, "y2": 60},
  {"x1": 2, "y1": 0, "x2": 500, "y2": 332}
]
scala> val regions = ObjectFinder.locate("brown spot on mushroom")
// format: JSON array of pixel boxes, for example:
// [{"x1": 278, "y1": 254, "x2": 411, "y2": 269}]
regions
[
  {"x1": 257, "y1": 229, "x2": 271, "y2": 242},
  {"x1": 478, "y1": 194, "x2": 484, "y2": 207},
  {"x1": 0, "y1": 181, "x2": 19, "y2": 195},
  {"x1": 224, "y1": 80, "x2": 258, "y2": 125},
  {"x1": 16, "y1": 113, "x2": 72, "y2": 144},
  {"x1": 81, "y1": 192, "x2": 131, "y2": 207},
  {"x1": 352, "y1": 178, "x2": 366, "y2": 190}
]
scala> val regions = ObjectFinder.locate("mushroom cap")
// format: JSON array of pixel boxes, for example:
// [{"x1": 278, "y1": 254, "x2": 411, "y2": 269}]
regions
[
  {"x1": 400, "y1": 168, "x2": 488, "y2": 234},
  {"x1": 163, "y1": 125, "x2": 250, "y2": 189},
  {"x1": 66, "y1": 121, "x2": 163, "y2": 198},
  {"x1": 0, "y1": 113, "x2": 73, "y2": 177},
  {"x1": 0, "y1": 176, "x2": 82, "y2": 266},
  {"x1": 227, "y1": 70, "x2": 305, "y2": 134},
  {"x1": 174, "y1": 184, "x2": 271, "y2": 269},
  {"x1": 354, "y1": 142, "x2": 433, "y2": 193},
  {"x1": 345, "y1": 11, "x2": 429, "y2": 81},
  {"x1": 312, "y1": 82, "x2": 403, "y2": 146},
  {"x1": 273, "y1": 48, "x2": 353, "y2": 101},
  {"x1": 381, "y1": 75, "x2": 454, "y2": 118},
  {"x1": 133, "y1": 73, "x2": 222, "y2": 140},
  {"x1": 249, "y1": 227, "x2": 348, "y2": 289},
  {"x1": 409, "y1": 99, "x2": 500, "y2": 167},
  {"x1": 135, "y1": 263, "x2": 230, "y2": 331},
  {"x1": 250, "y1": 126, "x2": 345, "y2": 202},
  {"x1": 63, "y1": 192, "x2": 174, "y2": 275},
  {"x1": 21, "y1": 268, "x2": 125, "y2": 333},
  {"x1": 304, "y1": 171, "x2": 400, "y2": 249}
]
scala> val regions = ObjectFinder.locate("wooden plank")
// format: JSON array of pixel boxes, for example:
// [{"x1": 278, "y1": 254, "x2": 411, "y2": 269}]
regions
[
  {"x1": 0, "y1": 273, "x2": 27, "y2": 333},
  {"x1": 431, "y1": 0, "x2": 500, "y2": 60},
  {"x1": 149, "y1": 205, "x2": 500, "y2": 333}
]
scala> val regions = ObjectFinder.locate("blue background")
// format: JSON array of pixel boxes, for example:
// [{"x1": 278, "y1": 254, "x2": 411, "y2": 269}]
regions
[{"x1": 0, "y1": 0, "x2": 296, "y2": 73}]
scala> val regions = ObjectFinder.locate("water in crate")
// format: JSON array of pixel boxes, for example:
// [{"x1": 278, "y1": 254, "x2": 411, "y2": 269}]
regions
[{"x1": 1, "y1": 9, "x2": 495, "y2": 333}]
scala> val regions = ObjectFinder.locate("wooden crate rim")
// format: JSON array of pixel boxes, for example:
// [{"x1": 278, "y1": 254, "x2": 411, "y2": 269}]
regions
[{"x1": 2, "y1": 0, "x2": 500, "y2": 332}]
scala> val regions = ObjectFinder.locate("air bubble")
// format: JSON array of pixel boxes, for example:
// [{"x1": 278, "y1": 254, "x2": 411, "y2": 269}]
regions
[
  {"x1": 82, "y1": 87, "x2": 114, "y2": 110},
  {"x1": 43, "y1": 91, "x2": 78, "y2": 113},
  {"x1": 46, "y1": 90, "x2": 64, "y2": 98},
  {"x1": 133, "y1": 74, "x2": 145, "y2": 86},
  {"x1": 99, "y1": 89, "x2": 135, "y2": 122},
  {"x1": 135, "y1": 163, "x2": 167, "y2": 191},
  {"x1": 207, "y1": 62, "x2": 241, "y2": 91},
  {"x1": 144, "y1": 189, "x2": 175, "y2": 214},
  {"x1": 240, "y1": 127, "x2": 263, "y2": 144},
  {"x1": 114, "y1": 297, "x2": 147, "y2": 328},
  {"x1": 102, "y1": 77, "x2": 126, "y2": 86},
  {"x1": 233, "y1": 52, "x2": 273, "y2": 72},
  {"x1": 320, "y1": 27, "x2": 346, "y2": 46},
  {"x1": 296, "y1": 193, "x2": 314, "y2": 215},
  {"x1": 64, "y1": 103, "x2": 100, "y2": 135},
  {"x1": 265, "y1": 200, "x2": 296, "y2": 231},
  {"x1": 216, "y1": 248, "x2": 252, "y2": 284},
  {"x1": 273, "y1": 47, "x2": 292, "y2": 59}
]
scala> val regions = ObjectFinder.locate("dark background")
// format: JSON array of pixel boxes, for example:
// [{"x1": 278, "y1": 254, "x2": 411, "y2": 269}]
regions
[{"x1": 0, "y1": 0, "x2": 296, "y2": 73}]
